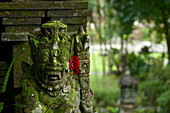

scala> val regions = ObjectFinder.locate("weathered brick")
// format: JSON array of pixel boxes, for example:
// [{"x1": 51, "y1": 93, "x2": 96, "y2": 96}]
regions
[
  {"x1": 5, "y1": 26, "x2": 41, "y2": 33},
  {"x1": 0, "y1": 70, "x2": 7, "y2": 77},
  {"x1": 51, "y1": 17, "x2": 87, "y2": 24},
  {"x1": 0, "y1": 11, "x2": 45, "y2": 18},
  {"x1": 0, "y1": 2, "x2": 88, "y2": 10},
  {"x1": 67, "y1": 24, "x2": 86, "y2": 32},
  {"x1": 2, "y1": 18, "x2": 41, "y2": 25},
  {"x1": 1, "y1": 33, "x2": 28, "y2": 42},
  {"x1": 0, "y1": 61, "x2": 8, "y2": 69},
  {"x1": 47, "y1": 9, "x2": 88, "y2": 17}
]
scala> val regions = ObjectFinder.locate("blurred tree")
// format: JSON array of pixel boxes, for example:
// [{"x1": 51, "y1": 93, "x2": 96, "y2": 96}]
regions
[
  {"x1": 87, "y1": 0, "x2": 116, "y2": 82},
  {"x1": 113, "y1": 0, "x2": 170, "y2": 61},
  {"x1": 113, "y1": 0, "x2": 136, "y2": 53}
]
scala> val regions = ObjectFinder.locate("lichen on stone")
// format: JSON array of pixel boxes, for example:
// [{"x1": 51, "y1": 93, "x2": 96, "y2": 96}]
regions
[{"x1": 21, "y1": 21, "x2": 93, "y2": 113}]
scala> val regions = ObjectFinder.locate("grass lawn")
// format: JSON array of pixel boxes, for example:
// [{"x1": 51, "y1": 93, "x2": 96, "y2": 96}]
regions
[
  {"x1": 89, "y1": 52, "x2": 120, "y2": 110},
  {"x1": 90, "y1": 52, "x2": 120, "y2": 88}
]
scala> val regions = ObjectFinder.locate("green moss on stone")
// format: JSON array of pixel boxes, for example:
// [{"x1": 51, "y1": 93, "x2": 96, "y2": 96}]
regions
[
  {"x1": 21, "y1": 11, "x2": 31, "y2": 16},
  {"x1": 42, "y1": 21, "x2": 67, "y2": 29}
]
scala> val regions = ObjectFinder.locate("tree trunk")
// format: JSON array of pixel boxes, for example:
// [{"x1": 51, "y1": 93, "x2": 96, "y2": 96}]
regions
[
  {"x1": 162, "y1": 10, "x2": 170, "y2": 62},
  {"x1": 120, "y1": 34, "x2": 124, "y2": 53},
  {"x1": 108, "y1": 15, "x2": 113, "y2": 76}
]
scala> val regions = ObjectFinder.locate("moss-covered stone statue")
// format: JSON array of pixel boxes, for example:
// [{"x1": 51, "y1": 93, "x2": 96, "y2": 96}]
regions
[{"x1": 20, "y1": 21, "x2": 93, "y2": 113}]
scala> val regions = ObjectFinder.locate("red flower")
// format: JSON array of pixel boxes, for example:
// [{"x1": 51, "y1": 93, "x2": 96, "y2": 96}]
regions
[{"x1": 70, "y1": 55, "x2": 80, "y2": 75}]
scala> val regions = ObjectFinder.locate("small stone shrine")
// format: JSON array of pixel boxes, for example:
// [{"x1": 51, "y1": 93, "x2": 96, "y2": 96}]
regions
[{"x1": 119, "y1": 75, "x2": 138, "y2": 113}]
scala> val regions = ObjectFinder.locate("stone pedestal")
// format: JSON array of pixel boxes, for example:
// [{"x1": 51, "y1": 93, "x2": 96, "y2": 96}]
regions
[{"x1": 119, "y1": 104, "x2": 137, "y2": 113}]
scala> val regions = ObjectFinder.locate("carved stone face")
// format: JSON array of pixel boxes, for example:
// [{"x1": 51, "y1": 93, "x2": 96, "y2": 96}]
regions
[{"x1": 32, "y1": 21, "x2": 71, "y2": 88}]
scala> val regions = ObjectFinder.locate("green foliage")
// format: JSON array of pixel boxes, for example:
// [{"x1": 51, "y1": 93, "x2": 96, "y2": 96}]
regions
[
  {"x1": 110, "y1": 51, "x2": 152, "y2": 78},
  {"x1": 157, "y1": 90, "x2": 170, "y2": 113},
  {"x1": 155, "y1": 66, "x2": 170, "y2": 113},
  {"x1": 1, "y1": 50, "x2": 21, "y2": 92},
  {"x1": 137, "y1": 64, "x2": 170, "y2": 112},
  {"x1": 106, "y1": 106, "x2": 119, "y2": 113},
  {"x1": 139, "y1": 79, "x2": 166, "y2": 106},
  {"x1": 135, "y1": 107, "x2": 154, "y2": 113},
  {"x1": 90, "y1": 53, "x2": 120, "y2": 112},
  {"x1": 113, "y1": 0, "x2": 170, "y2": 58},
  {"x1": 93, "y1": 87, "x2": 120, "y2": 108},
  {"x1": 140, "y1": 27, "x2": 150, "y2": 40},
  {"x1": 126, "y1": 52, "x2": 147, "y2": 76},
  {"x1": 90, "y1": 53, "x2": 109, "y2": 72},
  {"x1": 86, "y1": 0, "x2": 95, "y2": 11},
  {"x1": 0, "y1": 50, "x2": 21, "y2": 112},
  {"x1": 113, "y1": 0, "x2": 135, "y2": 35},
  {"x1": 109, "y1": 49, "x2": 169, "y2": 112}
]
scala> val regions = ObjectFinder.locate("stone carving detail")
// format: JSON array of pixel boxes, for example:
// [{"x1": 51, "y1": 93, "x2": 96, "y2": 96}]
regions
[
  {"x1": 73, "y1": 26, "x2": 93, "y2": 113},
  {"x1": 20, "y1": 21, "x2": 93, "y2": 113}
]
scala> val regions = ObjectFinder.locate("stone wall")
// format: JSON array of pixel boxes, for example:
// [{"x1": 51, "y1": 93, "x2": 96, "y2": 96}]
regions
[{"x1": 0, "y1": 1, "x2": 87, "y2": 42}]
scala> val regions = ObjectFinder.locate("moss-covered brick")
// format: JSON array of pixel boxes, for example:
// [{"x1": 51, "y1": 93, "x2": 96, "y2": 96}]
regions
[
  {"x1": 13, "y1": 42, "x2": 33, "y2": 87},
  {"x1": 5, "y1": 26, "x2": 41, "y2": 33},
  {"x1": 67, "y1": 24, "x2": 86, "y2": 32},
  {"x1": 41, "y1": 21, "x2": 67, "y2": 29},
  {"x1": 0, "y1": 11, "x2": 44, "y2": 18},
  {"x1": 2, "y1": 18, "x2": 41, "y2": 25},
  {"x1": 47, "y1": 9, "x2": 88, "y2": 17},
  {"x1": 1, "y1": 33, "x2": 28, "y2": 42},
  {"x1": 51, "y1": 17, "x2": 87, "y2": 25},
  {"x1": 0, "y1": 2, "x2": 87, "y2": 10}
]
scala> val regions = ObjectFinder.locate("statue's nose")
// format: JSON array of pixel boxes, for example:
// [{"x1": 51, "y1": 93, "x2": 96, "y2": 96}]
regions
[
  {"x1": 51, "y1": 57, "x2": 57, "y2": 66},
  {"x1": 50, "y1": 49, "x2": 58, "y2": 66}
]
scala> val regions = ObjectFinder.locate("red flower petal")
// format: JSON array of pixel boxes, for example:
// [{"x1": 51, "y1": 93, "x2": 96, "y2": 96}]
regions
[{"x1": 69, "y1": 55, "x2": 80, "y2": 75}]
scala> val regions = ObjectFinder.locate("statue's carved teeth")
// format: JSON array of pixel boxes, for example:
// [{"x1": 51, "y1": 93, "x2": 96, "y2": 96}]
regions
[
  {"x1": 49, "y1": 75, "x2": 59, "y2": 80},
  {"x1": 48, "y1": 72, "x2": 61, "y2": 81}
]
